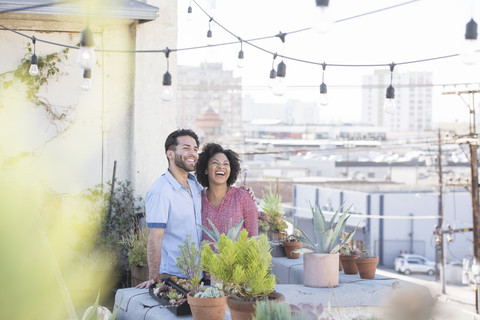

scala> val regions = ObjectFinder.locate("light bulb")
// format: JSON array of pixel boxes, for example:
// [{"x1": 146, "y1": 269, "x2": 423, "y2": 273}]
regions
[
  {"x1": 318, "y1": 82, "x2": 328, "y2": 106},
  {"x1": 268, "y1": 68, "x2": 276, "y2": 88},
  {"x1": 29, "y1": 64, "x2": 39, "y2": 76},
  {"x1": 81, "y1": 69, "x2": 92, "y2": 91},
  {"x1": 318, "y1": 94, "x2": 328, "y2": 106},
  {"x1": 462, "y1": 18, "x2": 478, "y2": 65},
  {"x1": 77, "y1": 28, "x2": 96, "y2": 69},
  {"x1": 237, "y1": 50, "x2": 245, "y2": 68},
  {"x1": 161, "y1": 71, "x2": 173, "y2": 102},
  {"x1": 81, "y1": 78, "x2": 92, "y2": 91},
  {"x1": 312, "y1": 0, "x2": 333, "y2": 34},
  {"x1": 187, "y1": 6, "x2": 193, "y2": 21},
  {"x1": 272, "y1": 77, "x2": 287, "y2": 96},
  {"x1": 206, "y1": 29, "x2": 213, "y2": 46},
  {"x1": 77, "y1": 46, "x2": 96, "y2": 69},
  {"x1": 29, "y1": 53, "x2": 39, "y2": 76},
  {"x1": 384, "y1": 99, "x2": 396, "y2": 114},
  {"x1": 161, "y1": 86, "x2": 173, "y2": 101},
  {"x1": 462, "y1": 39, "x2": 477, "y2": 65}
]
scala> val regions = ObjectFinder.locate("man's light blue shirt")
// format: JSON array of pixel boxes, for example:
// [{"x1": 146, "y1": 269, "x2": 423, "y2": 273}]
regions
[{"x1": 145, "y1": 170, "x2": 203, "y2": 278}]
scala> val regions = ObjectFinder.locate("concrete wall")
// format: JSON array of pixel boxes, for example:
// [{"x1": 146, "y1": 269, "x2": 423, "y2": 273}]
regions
[{"x1": 0, "y1": 1, "x2": 177, "y2": 198}]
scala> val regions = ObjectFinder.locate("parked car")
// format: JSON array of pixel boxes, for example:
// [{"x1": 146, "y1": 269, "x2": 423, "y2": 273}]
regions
[{"x1": 394, "y1": 254, "x2": 435, "y2": 275}]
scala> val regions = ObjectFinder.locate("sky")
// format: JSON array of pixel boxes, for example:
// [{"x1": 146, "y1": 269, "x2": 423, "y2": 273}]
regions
[{"x1": 176, "y1": 0, "x2": 480, "y2": 125}]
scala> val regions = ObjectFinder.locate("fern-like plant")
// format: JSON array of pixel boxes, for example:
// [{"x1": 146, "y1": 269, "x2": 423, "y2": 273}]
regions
[
  {"x1": 286, "y1": 203, "x2": 357, "y2": 254},
  {"x1": 259, "y1": 185, "x2": 288, "y2": 233},
  {"x1": 175, "y1": 234, "x2": 203, "y2": 293},
  {"x1": 201, "y1": 229, "x2": 276, "y2": 301},
  {"x1": 253, "y1": 300, "x2": 292, "y2": 320}
]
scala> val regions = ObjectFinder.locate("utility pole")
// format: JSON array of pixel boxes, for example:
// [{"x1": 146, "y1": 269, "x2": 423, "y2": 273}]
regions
[
  {"x1": 437, "y1": 129, "x2": 446, "y2": 294},
  {"x1": 442, "y1": 89, "x2": 480, "y2": 313}
]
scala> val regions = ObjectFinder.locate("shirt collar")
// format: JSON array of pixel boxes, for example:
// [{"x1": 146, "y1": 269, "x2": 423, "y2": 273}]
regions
[{"x1": 165, "y1": 169, "x2": 197, "y2": 191}]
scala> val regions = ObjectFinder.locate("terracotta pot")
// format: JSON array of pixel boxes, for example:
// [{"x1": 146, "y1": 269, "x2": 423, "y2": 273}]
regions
[
  {"x1": 339, "y1": 254, "x2": 360, "y2": 274},
  {"x1": 130, "y1": 266, "x2": 149, "y2": 287},
  {"x1": 303, "y1": 252, "x2": 339, "y2": 288},
  {"x1": 339, "y1": 256, "x2": 343, "y2": 271},
  {"x1": 187, "y1": 292, "x2": 227, "y2": 320},
  {"x1": 282, "y1": 240, "x2": 302, "y2": 259},
  {"x1": 226, "y1": 291, "x2": 285, "y2": 320},
  {"x1": 268, "y1": 231, "x2": 284, "y2": 242},
  {"x1": 356, "y1": 257, "x2": 379, "y2": 279}
]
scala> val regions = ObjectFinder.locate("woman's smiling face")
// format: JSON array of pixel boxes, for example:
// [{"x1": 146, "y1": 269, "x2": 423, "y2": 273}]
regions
[{"x1": 206, "y1": 152, "x2": 231, "y2": 185}]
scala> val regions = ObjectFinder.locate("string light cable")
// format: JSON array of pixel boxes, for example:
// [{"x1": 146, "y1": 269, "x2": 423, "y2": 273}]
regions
[{"x1": 0, "y1": 0, "x2": 463, "y2": 70}]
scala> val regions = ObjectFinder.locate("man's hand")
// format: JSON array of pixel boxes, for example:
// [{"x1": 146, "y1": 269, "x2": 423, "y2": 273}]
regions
[
  {"x1": 240, "y1": 185, "x2": 255, "y2": 201},
  {"x1": 136, "y1": 278, "x2": 155, "y2": 289}
]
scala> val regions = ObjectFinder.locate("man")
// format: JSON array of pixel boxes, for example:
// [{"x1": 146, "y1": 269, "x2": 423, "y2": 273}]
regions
[{"x1": 136, "y1": 129, "x2": 203, "y2": 289}]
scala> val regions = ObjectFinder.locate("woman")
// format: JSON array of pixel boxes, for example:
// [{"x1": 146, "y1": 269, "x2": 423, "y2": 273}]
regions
[{"x1": 195, "y1": 143, "x2": 258, "y2": 242}]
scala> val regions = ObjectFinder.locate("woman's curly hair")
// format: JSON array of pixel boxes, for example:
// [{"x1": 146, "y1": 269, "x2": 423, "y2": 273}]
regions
[{"x1": 195, "y1": 143, "x2": 241, "y2": 188}]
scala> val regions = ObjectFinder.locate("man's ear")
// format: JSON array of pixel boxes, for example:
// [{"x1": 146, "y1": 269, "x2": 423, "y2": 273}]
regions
[{"x1": 166, "y1": 150, "x2": 174, "y2": 160}]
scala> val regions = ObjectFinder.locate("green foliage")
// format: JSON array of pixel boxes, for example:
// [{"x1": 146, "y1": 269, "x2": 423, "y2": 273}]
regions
[
  {"x1": 201, "y1": 229, "x2": 276, "y2": 301},
  {"x1": 286, "y1": 203, "x2": 357, "y2": 254},
  {"x1": 119, "y1": 222, "x2": 148, "y2": 267},
  {"x1": 253, "y1": 300, "x2": 292, "y2": 320},
  {"x1": 198, "y1": 217, "x2": 244, "y2": 252},
  {"x1": 74, "y1": 179, "x2": 144, "y2": 281},
  {"x1": 0, "y1": 42, "x2": 71, "y2": 122},
  {"x1": 259, "y1": 185, "x2": 288, "y2": 232},
  {"x1": 175, "y1": 234, "x2": 203, "y2": 293}
]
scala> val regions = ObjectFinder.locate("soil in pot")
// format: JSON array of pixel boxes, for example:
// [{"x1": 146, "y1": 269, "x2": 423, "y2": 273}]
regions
[
  {"x1": 226, "y1": 291, "x2": 285, "y2": 320},
  {"x1": 339, "y1": 254, "x2": 360, "y2": 274},
  {"x1": 187, "y1": 293, "x2": 227, "y2": 320},
  {"x1": 356, "y1": 257, "x2": 379, "y2": 279},
  {"x1": 282, "y1": 240, "x2": 302, "y2": 259}
]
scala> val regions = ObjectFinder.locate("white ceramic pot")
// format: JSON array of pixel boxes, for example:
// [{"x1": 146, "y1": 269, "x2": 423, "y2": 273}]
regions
[{"x1": 303, "y1": 252, "x2": 339, "y2": 288}]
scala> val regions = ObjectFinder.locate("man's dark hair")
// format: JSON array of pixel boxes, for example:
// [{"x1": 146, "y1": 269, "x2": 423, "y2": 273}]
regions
[
  {"x1": 195, "y1": 143, "x2": 241, "y2": 188},
  {"x1": 164, "y1": 129, "x2": 200, "y2": 153}
]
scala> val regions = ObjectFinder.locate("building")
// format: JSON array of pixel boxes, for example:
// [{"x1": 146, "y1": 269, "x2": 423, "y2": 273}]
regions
[
  {"x1": 362, "y1": 70, "x2": 433, "y2": 132},
  {"x1": 292, "y1": 183, "x2": 473, "y2": 266},
  {"x1": 177, "y1": 62, "x2": 242, "y2": 141}
]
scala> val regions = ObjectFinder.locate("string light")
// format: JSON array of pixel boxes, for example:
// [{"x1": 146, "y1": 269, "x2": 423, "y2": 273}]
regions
[
  {"x1": 237, "y1": 38, "x2": 245, "y2": 68},
  {"x1": 384, "y1": 63, "x2": 396, "y2": 114},
  {"x1": 273, "y1": 60, "x2": 287, "y2": 96},
  {"x1": 77, "y1": 27, "x2": 96, "y2": 69},
  {"x1": 81, "y1": 69, "x2": 91, "y2": 91},
  {"x1": 462, "y1": 18, "x2": 478, "y2": 65},
  {"x1": 161, "y1": 48, "x2": 173, "y2": 102},
  {"x1": 268, "y1": 53, "x2": 277, "y2": 89},
  {"x1": 29, "y1": 36, "x2": 39, "y2": 76},
  {"x1": 206, "y1": 17, "x2": 213, "y2": 45},
  {"x1": 318, "y1": 62, "x2": 328, "y2": 106},
  {"x1": 312, "y1": 0, "x2": 333, "y2": 34},
  {"x1": 272, "y1": 33, "x2": 287, "y2": 96},
  {"x1": 187, "y1": 0, "x2": 193, "y2": 21}
]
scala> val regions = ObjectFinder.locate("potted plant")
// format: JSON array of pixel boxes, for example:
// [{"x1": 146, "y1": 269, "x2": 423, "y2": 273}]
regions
[
  {"x1": 355, "y1": 250, "x2": 379, "y2": 279},
  {"x1": 287, "y1": 204, "x2": 357, "y2": 288},
  {"x1": 119, "y1": 224, "x2": 149, "y2": 286},
  {"x1": 338, "y1": 232, "x2": 361, "y2": 275},
  {"x1": 201, "y1": 229, "x2": 284, "y2": 320},
  {"x1": 259, "y1": 185, "x2": 288, "y2": 242},
  {"x1": 282, "y1": 234, "x2": 303, "y2": 259},
  {"x1": 176, "y1": 234, "x2": 228, "y2": 320}
]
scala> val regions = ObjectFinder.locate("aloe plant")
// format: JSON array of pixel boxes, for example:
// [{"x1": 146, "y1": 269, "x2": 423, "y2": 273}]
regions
[
  {"x1": 285, "y1": 204, "x2": 357, "y2": 254},
  {"x1": 198, "y1": 218, "x2": 244, "y2": 252}
]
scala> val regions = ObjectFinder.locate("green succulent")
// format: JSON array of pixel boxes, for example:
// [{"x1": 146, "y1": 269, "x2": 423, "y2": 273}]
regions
[
  {"x1": 286, "y1": 203, "x2": 357, "y2": 254},
  {"x1": 198, "y1": 217, "x2": 244, "y2": 252}
]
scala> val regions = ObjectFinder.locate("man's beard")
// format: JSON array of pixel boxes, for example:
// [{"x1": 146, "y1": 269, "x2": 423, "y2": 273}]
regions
[{"x1": 174, "y1": 152, "x2": 196, "y2": 172}]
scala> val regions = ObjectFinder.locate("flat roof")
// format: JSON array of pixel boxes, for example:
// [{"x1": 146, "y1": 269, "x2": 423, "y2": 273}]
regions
[{"x1": 0, "y1": 0, "x2": 159, "y2": 21}]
